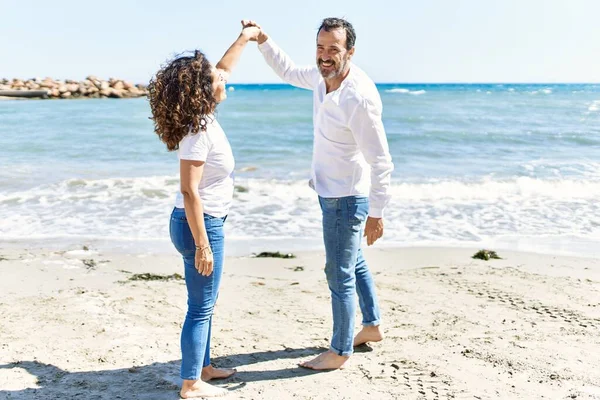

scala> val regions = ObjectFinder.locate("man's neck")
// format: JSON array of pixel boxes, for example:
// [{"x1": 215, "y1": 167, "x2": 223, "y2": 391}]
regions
[{"x1": 324, "y1": 66, "x2": 351, "y2": 94}]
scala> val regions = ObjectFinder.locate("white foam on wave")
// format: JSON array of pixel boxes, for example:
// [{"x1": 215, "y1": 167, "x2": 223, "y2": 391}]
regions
[
  {"x1": 0, "y1": 175, "x2": 179, "y2": 241},
  {"x1": 588, "y1": 100, "x2": 600, "y2": 112},
  {"x1": 2, "y1": 176, "x2": 599, "y2": 256},
  {"x1": 386, "y1": 88, "x2": 410, "y2": 93},
  {"x1": 521, "y1": 159, "x2": 600, "y2": 179},
  {"x1": 529, "y1": 88, "x2": 552, "y2": 95},
  {"x1": 226, "y1": 177, "x2": 600, "y2": 256},
  {"x1": 385, "y1": 88, "x2": 426, "y2": 95},
  {"x1": 392, "y1": 177, "x2": 598, "y2": 201}
]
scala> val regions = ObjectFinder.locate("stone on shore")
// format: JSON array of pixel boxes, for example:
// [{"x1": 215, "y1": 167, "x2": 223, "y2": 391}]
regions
[{"x1": 0, "y1": 76, "x2": 149, "y2": 100}]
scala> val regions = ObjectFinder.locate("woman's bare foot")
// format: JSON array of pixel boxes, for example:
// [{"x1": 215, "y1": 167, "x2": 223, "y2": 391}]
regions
[
  {"x1": 201, "y1": 365, "x2": 237, "y2": 381},
  {"x1": 299, "y1": 350, "x2": 349, "y2": 370},
  {"x1": 353, "y1": 325, "x2": 385, "y2": 347},
  {"x1": 180, "y1": 379, "x2": 228, "y2": 398}
]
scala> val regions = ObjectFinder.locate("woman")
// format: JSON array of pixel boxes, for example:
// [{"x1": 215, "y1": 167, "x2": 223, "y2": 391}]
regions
[{"x1": 148, "y1": 21, "x2": 260, "y2": 398}]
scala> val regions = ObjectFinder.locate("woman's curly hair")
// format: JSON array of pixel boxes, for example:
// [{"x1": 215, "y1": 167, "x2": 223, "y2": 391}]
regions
[{"x1": 147, "y1": 50, "x2": 217, "y2": 151}]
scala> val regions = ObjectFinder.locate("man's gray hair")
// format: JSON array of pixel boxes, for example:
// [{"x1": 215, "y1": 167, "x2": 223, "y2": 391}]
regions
[{"x1": 317, "y1": 17, "x2": 356, "y2": 50}]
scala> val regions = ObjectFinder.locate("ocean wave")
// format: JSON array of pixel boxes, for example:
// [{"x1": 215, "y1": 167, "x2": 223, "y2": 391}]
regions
[
  {"x1": 1, "y1": 176, "x2": 599, "y2": 254},
  {"x1": 520, "y1": 160, "x2": 600, "y2": 178},
  {"x1": 386, "y1": 88, "x2": 409, "y2": 94},
  {"x1": 388, "y1": 177, "x2": 600, "y2": 201},
  {"x1": 588, "y1": 100, "x2": 600, "y2": 112},
  {"x1": 386, "y1": 88, "x2": 426, "y2": 95},
  {"x1": 0, "y1": 176, "x2": 178, "y2": 205},
  {"x1": 6, "y1": 175, "x2": 598, "y2": 207},
  {"x1": 528, "y1": 88, "x2": 553, "y2": 95}
]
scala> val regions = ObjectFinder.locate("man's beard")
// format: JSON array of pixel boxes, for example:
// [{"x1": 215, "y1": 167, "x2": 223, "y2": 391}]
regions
[{"x1": 318, "y1": 57, "x2": 347, "y2": 79}]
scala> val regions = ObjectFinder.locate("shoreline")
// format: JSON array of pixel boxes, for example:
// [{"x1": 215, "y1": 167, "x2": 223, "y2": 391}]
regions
[
  {"x1": 2, "y1": 235, "x2": 599, "y2": 261},
  {"x1": 1, "y1": 245, "x2": 599, "y2": 399}
]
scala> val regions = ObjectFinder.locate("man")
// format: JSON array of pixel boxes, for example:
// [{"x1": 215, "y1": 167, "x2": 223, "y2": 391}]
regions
[{"x1": 250, "y1": 17, "x2": 394, "y2": 370}]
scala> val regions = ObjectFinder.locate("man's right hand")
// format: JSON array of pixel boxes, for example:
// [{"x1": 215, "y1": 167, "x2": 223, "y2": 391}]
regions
[
  {"x1": 240, "y1": 20, "x2": 260, "y2": 42},
  {"x1": 241, "y1": 19, "x2": 268, "y2": 44},
  {"x1": 364, "y1": 217, "x2": 384, "y2": 246}
]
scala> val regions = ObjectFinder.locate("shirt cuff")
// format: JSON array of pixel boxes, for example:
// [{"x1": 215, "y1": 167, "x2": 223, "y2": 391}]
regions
[
  {"x1": 368, "y1": 207, "x2": 384, "y2": 219},
  {"x1": 258, "y1": 37, "x2": 274, "y2": 51}
]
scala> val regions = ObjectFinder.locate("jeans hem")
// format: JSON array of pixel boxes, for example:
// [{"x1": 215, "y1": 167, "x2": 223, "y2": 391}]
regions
[
  {"x1": 329, "y1": 345, "x2": 353, "y2": 357},
  {"x1": 180, "y1": 375, "x2": 200, "y2": 380},
  {"x1": 362, "y1": 319, "x2": 381, "y2": 327}
]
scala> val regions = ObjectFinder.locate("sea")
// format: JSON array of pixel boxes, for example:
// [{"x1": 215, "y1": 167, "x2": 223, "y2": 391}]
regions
[{"x1": 1, "y1": 83, "x2": 599, "y2": 257}]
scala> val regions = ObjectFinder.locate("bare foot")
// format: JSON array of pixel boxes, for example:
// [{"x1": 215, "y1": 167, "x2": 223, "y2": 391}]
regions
[
  {"x1": 201, "y1": 365, "x2": 237, "y2": 381},
  {"x1": 299, "y1": 350, "x2": 349, "y2": 370},
  {"x1": 353, "y1": 325, "x2": 385, "y2": 347},
  {"x1": 180, "y1": 379, "x2": 228, "y2": 398}
]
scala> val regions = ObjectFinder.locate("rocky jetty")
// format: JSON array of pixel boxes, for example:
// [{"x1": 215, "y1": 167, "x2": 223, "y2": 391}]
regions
[{"x1": 0, "y1": 76, "x2": 147, "y2": 99}]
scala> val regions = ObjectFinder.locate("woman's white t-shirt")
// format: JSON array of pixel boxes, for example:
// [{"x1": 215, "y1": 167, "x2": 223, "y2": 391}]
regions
[{"x1": 174, "y1": 117, "x2": 235, "y2": 217}]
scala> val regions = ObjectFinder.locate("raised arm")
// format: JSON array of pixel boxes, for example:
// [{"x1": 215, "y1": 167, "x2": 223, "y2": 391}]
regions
[
  {"x1": 255, "y1": 27, "x2": 319, "y2": 90},
  {"x1": 215, "y1": 22, "x2": 261, "y2": 76}
]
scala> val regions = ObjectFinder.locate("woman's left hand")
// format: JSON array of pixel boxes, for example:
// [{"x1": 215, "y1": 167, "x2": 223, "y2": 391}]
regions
[
  {"x1": 241, "y1": 20, "x2": 261, "y2": 41},
  {"x1": 195, "y1": 245, "x2": 214, "y2": 276}
]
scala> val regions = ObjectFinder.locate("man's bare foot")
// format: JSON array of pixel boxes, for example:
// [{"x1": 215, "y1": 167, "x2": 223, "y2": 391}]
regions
[
  {"x1": 299, "y1": 350, "x2": 349, "y2": 370},
  {"x1": 201, "y1": 365, "x2": 237, "y2": 381},
  {"x1": 353, "y1": 325, "x2": 385, "y2": 347},
  {"x1": 180, "y1": 379, "x2": 228, "y2": 398}
]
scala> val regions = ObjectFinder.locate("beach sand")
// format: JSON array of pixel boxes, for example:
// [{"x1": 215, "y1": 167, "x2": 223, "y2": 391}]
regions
[{"x1": 1, "y1": 246, "x2": 599, "y2": 399}]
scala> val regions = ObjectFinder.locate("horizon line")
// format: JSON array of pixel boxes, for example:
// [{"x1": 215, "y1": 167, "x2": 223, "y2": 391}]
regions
[{"x1": 225, "y1": 82, "x2": 600, "y2": 85}]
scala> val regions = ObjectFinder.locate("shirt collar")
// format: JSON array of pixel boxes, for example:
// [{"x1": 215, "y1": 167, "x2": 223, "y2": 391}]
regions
[{"x1": 324, "y1": 63, "x2": 355, "y2": 105}]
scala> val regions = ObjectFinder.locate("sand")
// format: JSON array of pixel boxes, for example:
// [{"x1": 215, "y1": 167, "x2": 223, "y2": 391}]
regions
[{"x1": 1, "y1": 246, "x2": 599, "y2": 399}]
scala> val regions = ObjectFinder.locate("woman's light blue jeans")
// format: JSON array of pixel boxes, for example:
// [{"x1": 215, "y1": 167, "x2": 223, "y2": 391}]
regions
[
  {"x1": 169, "y1": 207, "x2": 226, "y2": 380},
  {"x1": 319, "y1": 196, "x2": 381, "y2": 356}
]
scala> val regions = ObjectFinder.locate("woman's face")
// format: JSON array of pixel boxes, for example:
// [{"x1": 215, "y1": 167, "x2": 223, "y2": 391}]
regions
[{"x1": 212, "y1": 68, "x2": 227, "y2": 103}]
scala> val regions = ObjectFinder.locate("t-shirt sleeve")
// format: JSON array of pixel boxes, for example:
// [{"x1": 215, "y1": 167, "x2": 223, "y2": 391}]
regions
[{"x1": 178, "y1": 131, "x2": 211, "y2": 161}]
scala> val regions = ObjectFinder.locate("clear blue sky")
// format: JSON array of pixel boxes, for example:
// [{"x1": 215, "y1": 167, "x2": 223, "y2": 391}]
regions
[{"x1": 2, "y1": 0, "x2": 600, "y2": 84}]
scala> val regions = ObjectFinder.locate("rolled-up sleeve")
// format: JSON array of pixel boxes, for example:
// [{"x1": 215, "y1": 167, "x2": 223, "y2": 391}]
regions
[
  {"x1": 348, "y1": 97, "x2": 394, "y2": 218},
  {"x1": 258, "y1": 38, "x2": 319, "y2": 90}
]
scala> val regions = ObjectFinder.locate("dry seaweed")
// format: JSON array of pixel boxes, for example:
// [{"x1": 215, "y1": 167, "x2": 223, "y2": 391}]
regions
[
  {"x1": 472, "y1": 250, "x2": 502, "y2": 261},
  {"x1": 128, "y1": 273, "x2": 184, "y2": 281},
  {"x1": 255, "y1": 251, "x2": 296, "y2": 259}
]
